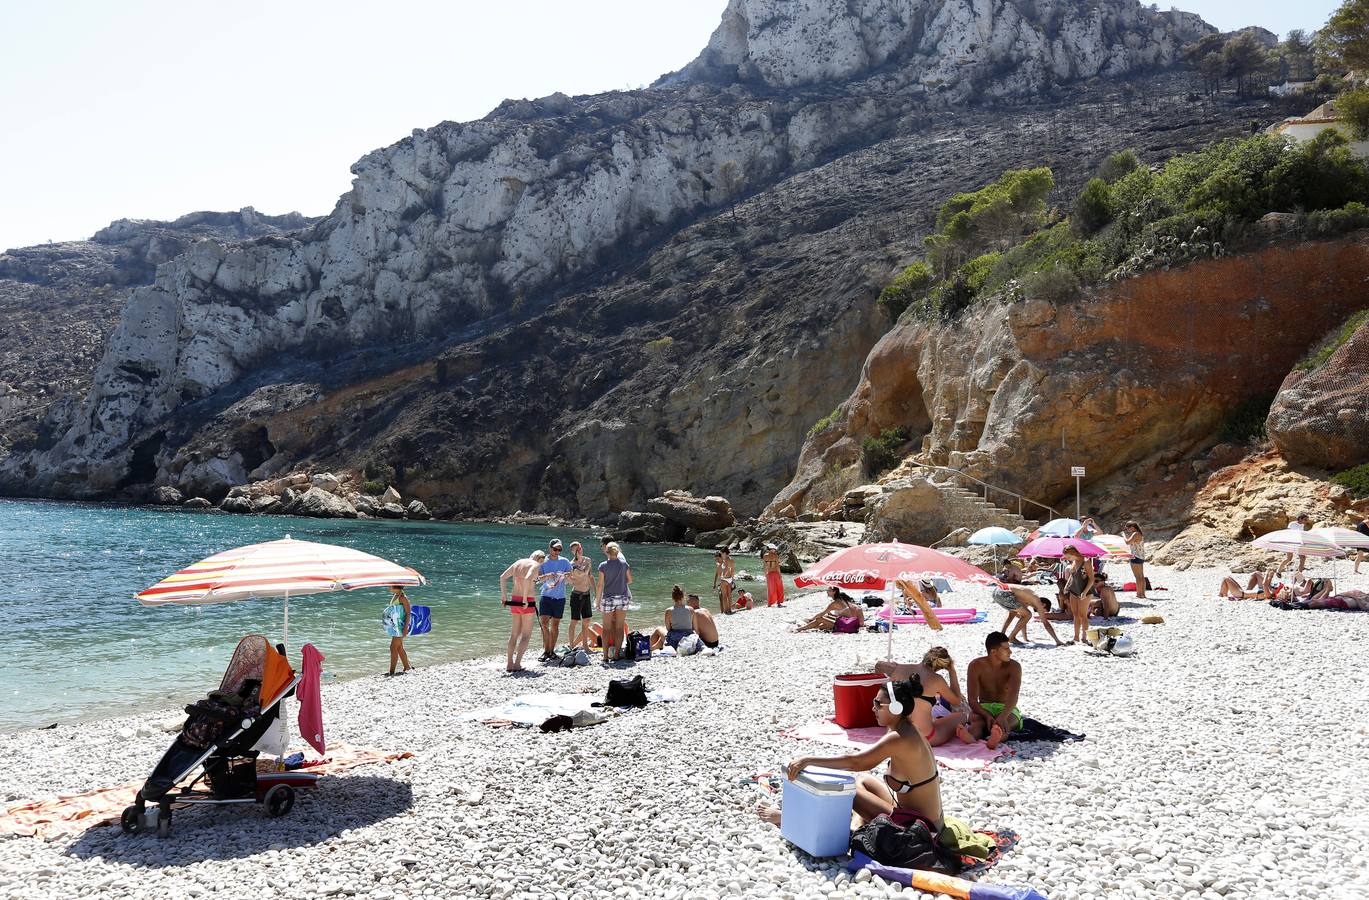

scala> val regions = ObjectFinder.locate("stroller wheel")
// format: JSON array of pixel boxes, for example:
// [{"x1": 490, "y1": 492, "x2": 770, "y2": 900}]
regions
[
  {"x1": 120, "y1": 806, "x2": 141, "y2": 834},
  {"x1": 264, "y1": 784, "x2": 295, "y2": 818},
  {"x1": 155, "y1": 809, "x2": 172, "y2": 838}
]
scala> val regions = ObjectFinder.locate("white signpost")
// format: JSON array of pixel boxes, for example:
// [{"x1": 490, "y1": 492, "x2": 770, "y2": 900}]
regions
[{"x1": 1071, "y1": 466, "x2": 1085, "y2": 519}]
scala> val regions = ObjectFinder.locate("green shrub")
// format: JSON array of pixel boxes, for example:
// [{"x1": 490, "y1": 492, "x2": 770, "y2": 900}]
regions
[
  {"x1": 1218, "y1": 394, "x2": 1274, "y2": 444},
  {"x1": 877, "y1": 261, "x2": 933, "y2": 320},
  {"x1": 1022, "y1": 264, "x2": 1081, "y2": 302},
  {"x1": 861, "y1": 426, "x2": 911, "y2": 477},
  {"x1": 644, "y1": 336, "x2": 674, "y2": 356},
  {"x1": 359, "y1": 480, "x2": 387, "y2": 495},
  {"x1": 1097, "y1": 150, "x2": 1140, "y2": 183},
  {"x1": 1074, "y1": 178, "x2": 1114, "y2": 235},
  {"x1": 807, "y1": 406, "x2": 844, "y2": 439},
  {"x1": 1331, "y1": 462, "x2": 1369, "y2": 497},
  {"x1": 1307, "y1": 201, "x2": 1369, "y2": 236},
  {"x1": 1294, "y1": 308, "x2": 1369, "y2": 370}
]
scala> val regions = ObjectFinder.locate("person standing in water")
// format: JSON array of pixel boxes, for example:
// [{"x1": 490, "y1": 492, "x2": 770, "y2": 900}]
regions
[
  {"x1": 499, "y1": 550, "x2": 544, "y2": 673},
  {"x1": 761, "y1": 544, "x2": 786, "y2": 607},
  {"x1": 714, "y1": 547, "x2": 736, "y2": 614},
  {"x1": 385, "y1": 585, "x2": 413, "y2": 676}
]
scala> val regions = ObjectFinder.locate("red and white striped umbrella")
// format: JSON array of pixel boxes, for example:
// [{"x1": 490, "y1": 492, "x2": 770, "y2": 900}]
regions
[
  {"x1": 1251, "y1": 529, "x2": 1344, "y2": 559},
  {"x1": 137, "y1": 535, "x2": 425, "y2": 605},
  {"x1": 1309, "y1": 526, "x2": 1369, "y2": 550},
  {"x1": 137, "y1": 535, "x2": 425, "y2": 645},
  {"x1": 794, "y1": 542, "x2": 999, "y2": 591}
]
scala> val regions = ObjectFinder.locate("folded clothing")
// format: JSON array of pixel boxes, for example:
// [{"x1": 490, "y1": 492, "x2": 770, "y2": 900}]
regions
[{"x1": 1007, "y1": 716, "x2": 1084, "y2": 743}]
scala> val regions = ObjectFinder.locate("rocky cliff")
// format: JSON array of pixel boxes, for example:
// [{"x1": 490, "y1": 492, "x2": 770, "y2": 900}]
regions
[
  {"x1": 0, "y1": 209, "x2": 319, "y2": 441},
  {"x1": 1267, "y1": 315, "x2": 1369, "y2": 472},
  {"x1": 1, "y1": 0, "x2": 1244, "y2": 517},
  {"x1": 769, "y1": 234, "x2": 1369, "y2": 540}
]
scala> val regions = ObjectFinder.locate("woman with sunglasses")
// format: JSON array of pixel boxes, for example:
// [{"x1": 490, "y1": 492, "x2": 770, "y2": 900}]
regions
[{"x1": 758, "y1": 677, "x2": 942, "y2": 833}]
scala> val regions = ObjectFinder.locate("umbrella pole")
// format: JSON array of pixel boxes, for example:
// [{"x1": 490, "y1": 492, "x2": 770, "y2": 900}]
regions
[
  {"x1": 283, "y1": 594, "x2": 290, "y2": 650},
  {"x1": 885, "y1": 588, "x2": 894, "y2": 662}
]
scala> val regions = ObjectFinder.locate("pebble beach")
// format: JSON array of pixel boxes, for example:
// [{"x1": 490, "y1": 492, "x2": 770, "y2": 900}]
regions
[{"x1": 2, "y1": 561, "x2": 1368, "y2": 900}]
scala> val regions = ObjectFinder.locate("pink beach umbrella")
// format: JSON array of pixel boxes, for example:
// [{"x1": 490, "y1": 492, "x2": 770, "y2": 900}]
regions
[
  {"x1": 794, "y1": 541, "x2": 1001, "y2": 591},
  {"x1": 1017, "y1": 537, "x2": 1106, "y2": 559}
]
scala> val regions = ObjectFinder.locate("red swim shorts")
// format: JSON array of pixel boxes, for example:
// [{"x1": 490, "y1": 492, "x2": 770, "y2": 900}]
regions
[{"x1": 507, "y1": 596, "x2": 536, "y2": 615}]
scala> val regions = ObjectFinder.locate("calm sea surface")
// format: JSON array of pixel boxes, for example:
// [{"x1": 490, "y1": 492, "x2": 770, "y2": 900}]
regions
[{"x1": 0, "y1": 499, "x2": 734, "y2": 731}]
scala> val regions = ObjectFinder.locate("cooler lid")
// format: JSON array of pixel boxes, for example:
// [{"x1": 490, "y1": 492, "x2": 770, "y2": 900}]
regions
[{"x1": 793, "y1": 766, "x2": 856, "y2": 792}]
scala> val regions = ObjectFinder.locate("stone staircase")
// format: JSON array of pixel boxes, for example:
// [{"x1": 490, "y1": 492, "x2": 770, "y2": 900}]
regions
[{"x1": 932, "y1": 482, "x2": 1036, "y2": 533}]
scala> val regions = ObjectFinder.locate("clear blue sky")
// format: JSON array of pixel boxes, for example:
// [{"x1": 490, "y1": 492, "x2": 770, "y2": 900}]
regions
[{"x1": 0, "y1": 0, "x2": 1342, "y2": 252}]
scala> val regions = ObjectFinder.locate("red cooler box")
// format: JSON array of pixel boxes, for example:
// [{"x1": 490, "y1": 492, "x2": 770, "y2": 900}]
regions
[{"x1": 832, "y1": 673, "x2": 889, "y2": 729}]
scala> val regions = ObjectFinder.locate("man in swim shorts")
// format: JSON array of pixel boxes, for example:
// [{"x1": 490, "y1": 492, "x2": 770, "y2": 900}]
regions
[
  {"x1": 958, "y1": 631, "x2": 1022, "y2": 750},
  {"x1": 566, "y1": 541, "x2": 596, "y2": 651},
  {"x1": 536, "y1": 539, "x2": 573, "y2": 662},
  {"x1": 499, "y1": 550, "x2": 544, "y2": 673},
  {"x1": 762, "y1": 544, "x2": 785, "y2": 607},
  {"x1": 686, "y1": 593, "x2": 721, "y2": 648},
  {"x1": 714, "y1": 547, "x2": 736, "y2": 614}
]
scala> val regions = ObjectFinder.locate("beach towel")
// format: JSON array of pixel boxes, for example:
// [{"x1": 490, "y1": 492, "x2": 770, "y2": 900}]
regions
[
  {"x1": 876, "y1": 608, "x2": 985, "y2": 625},
  {"x1": 0, "y1": 743, "x2": 412, "y2": 840},
  {"x1": 1007, "y1": 717, "x2": 1084, "y2": 743},
  {"x1": 297, "y1": 642, "x2": 325, "y2": 755},
  {"x1": 848, "y1": 851, "x2": 1047, "y2": 899},
  {"x1": 780, "y1": 718, "x2": 1008, "y2": 770},
  {"x1": 461, "y1": 688, "x2": 683, "y2": 727}
]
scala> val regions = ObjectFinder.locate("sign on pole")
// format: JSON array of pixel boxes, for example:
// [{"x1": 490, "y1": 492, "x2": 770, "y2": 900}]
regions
[
  {"x1": 1070, "y1": 466, "x2": 1086, "y2": 477},
  {"x1": 1071, "y1": 466, "x2": 1085, "y2": 518}
]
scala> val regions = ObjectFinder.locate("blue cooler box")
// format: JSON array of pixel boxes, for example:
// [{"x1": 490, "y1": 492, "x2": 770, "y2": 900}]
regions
[{"x1": 780, "y1": 768, "x2": 857, "y2": 857}]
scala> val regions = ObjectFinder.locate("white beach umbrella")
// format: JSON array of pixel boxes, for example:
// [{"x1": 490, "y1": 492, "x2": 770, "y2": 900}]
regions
[{"x1": 1308, "y1": 527, "x2": 1369, "y2": 550}]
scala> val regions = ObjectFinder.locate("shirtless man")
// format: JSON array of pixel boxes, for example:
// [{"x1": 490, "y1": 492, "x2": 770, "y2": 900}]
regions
[
  {"x1": 994, "y1": 562, "x2": 1064, "y2": 646},
  {"x1": 874, "y1": 646, "x2": 967, "y2": 746},
  {"x1": 713, "y1": 548, "x2": 736, "y2": 614},
  {"x1": 957, "y1": 631, "x2": 1022, "y2": 750},
  {"x1": 498, "y1": 550, "x2": 544, "y2": 673},
  {"x1": 685, "y1": 593, "x2": 721, "y2": 649},
  {"x1": 565, "y1": 541, "x2": 596, "y2": 651},
  {"x1": 761, "y1": 544, "x2": 786, "y2": 607}
]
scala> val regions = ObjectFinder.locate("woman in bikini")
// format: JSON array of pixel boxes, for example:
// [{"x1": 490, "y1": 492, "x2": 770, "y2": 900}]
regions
[
  {"x1": 875, "y1": 647, "x2": 968, "y2": 746},
  {"x1": 1061, "y1": 546, "x2": 1094, "y2": 645},
  {"x1": 794, "y1": 587, "x2": 864, "y2": 633},
  {"x1": 759, "y1": 677, "x2": 943, "y2": 832}
]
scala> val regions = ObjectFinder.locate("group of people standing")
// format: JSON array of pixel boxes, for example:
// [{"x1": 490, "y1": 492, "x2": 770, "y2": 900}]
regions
[{"x1": 499, "y1": 536, "x2": 632, "y2": 672}]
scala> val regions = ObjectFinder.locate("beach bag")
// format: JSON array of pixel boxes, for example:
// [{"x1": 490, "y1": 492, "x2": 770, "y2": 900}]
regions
[
  {"x1": 596, "y1": 675, "x2": 648, "y2": 708},
  {"x1": 833, "y1": 615, "x2": 860, "y2": 634},
  {"x1": 632, "y1": 633, "x2": 652, "y2": 659},
  {"x1": 850, "y1": 815, "x2": 961, "y2": 875},
  {"x1": 623, "y1": 631, "x2": 646, "y2": 660},
  {"x1": 677, "y1": 634, "x2": 703, "y2": 656}
]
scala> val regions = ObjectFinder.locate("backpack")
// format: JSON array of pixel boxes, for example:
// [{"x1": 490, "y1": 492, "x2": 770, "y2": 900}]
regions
[
  {"x1": 849, "y1": 815, "x2": 961, "y2": 875},
  {"x1": 595, "y1": 675, "x2": 648, "y2": 708},
  {"x1": 623, "y1": 631, "x2": 647, "y2": 660}
]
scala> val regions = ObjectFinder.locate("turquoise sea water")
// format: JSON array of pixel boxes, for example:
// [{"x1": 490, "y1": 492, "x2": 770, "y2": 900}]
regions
[{"x1": 0, "y1": 499, "x2": 730, "y2": 732}]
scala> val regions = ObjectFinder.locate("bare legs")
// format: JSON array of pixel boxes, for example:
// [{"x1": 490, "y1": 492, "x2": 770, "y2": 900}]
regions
[
  {"x1": 539, "y1": 613, "x2": 562, "y2": 658},
  {"x1": 1070, "y1": 593, "x2": 1088, "y2": 644},
  {"x1": 388, "y1": 637, "x2": 411, "y2": 675},
  {"x1": 506, "y1": 613, "x2": 535, "y2": 672},
  {"x1": 1130, "y1": 561, "x2": 1147, "y2": 599},
  {"x1": 603, "y1": 609, "x2": 627, "y2": 661}
]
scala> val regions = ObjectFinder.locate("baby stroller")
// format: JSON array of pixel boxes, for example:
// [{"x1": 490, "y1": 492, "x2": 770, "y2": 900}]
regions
[{"x1": 122, "y1": 634, "x2": 316, "y2": 837}]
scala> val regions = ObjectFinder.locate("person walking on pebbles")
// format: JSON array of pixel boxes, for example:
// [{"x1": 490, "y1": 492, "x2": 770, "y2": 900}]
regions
[
  {"x1": 536, "y1": 539, "x2": 573, "y2": 662},
  {"x1": 714, "y1": 547, "x2": 736, "y2": 614},
  {"x1": 499, "y1": 550, "x2": 544, "y2": 673},
  {"x1": 1121, "y1": 520, "x2": 1147, "y2": 599},
  {"x1": 384, "y1": 585, "x2": 413, "y2": 677},
  {"x1": 957, "y1": 632, "x2": 1022, "y2": 750},
  {"x1": 761, "y1": 544, "x2": 786, "y2": 607},
  {"x1": 597, "y1": 542, "x2": 633, "y2": 662}
]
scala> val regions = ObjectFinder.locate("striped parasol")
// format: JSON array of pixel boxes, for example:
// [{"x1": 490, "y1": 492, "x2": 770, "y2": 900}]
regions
[
  {"x1": 1250, "y1": 529, "x2": 1344, "y2": 559},
  {"x1": 137, "y1": 535, "x2": 425, "y2": 644},
  {"x1": 1308, "y1": 526, "x2": 1369, "y2": 550},
  {"x1": 1089, "y1": 534, "x2": 1133, "y2": 560}
]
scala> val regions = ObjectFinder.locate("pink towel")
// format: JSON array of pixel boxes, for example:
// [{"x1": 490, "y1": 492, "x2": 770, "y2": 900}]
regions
[
  {"x1": 780, "y1": 717, "x2": 1008, "y2": 770},
  {"x1": 297, "y1": 643, "x2": 325, "y2": 755}
]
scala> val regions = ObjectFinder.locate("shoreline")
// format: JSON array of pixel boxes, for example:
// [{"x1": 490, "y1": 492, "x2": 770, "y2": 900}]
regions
[{"x1": 3, "y1": 561, "x2": 1368, "y2": 899}]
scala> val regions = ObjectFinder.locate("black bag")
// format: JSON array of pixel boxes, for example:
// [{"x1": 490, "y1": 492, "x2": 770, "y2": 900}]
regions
[
  {"x1": 850, "y1": 816, "x2": 961, "y2": 875},
  {"x1": 595, "y1": 675, "x2": 648, "y2": 708},
  {"x1": 623, "y1": 631, "x2": 646, "y2": 660}
]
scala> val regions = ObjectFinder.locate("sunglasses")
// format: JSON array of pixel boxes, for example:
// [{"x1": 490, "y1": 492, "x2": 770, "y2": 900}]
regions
[{"x1": 871, "y1": 697, "x2": 889, "y2": 711}]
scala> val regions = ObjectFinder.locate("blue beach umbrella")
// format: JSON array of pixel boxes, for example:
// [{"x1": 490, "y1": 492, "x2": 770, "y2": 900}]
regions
[
  {"x1": 1039, "y1": 518, "x2": 1083, "y2": 538},
  {"x1": 968, "y1": 527, "x2": 1023, "y2": 574}
]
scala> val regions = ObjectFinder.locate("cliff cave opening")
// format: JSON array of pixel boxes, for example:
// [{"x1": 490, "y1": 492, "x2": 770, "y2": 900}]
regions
[{"x1": 119, "y1": 430, "x2": 166, "y2": 489}]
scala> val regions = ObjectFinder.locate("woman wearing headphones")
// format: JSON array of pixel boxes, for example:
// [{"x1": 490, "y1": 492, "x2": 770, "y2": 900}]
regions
[{"x1": 758, "y1": 677, "x2": 943, "y2": 832}]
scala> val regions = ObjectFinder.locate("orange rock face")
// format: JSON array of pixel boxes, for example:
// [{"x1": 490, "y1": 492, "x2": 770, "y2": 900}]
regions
[
  {"x1": 770, "y1": 234, "x2": 1369, "y2": 516},
  {"x1": 1268, "y1": 317, "x2": 1369, "y2": 472}
]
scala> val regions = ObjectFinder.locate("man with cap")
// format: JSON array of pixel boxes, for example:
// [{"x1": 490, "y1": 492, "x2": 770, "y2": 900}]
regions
[{"x1": 536, "y1": 539, "x2": 574, "y2": 661}]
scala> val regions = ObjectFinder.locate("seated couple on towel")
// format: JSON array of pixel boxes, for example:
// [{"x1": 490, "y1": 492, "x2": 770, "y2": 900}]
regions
[
  {"x1": 759, "y1": 675, "x2": 943, "y2": 834},
  {"x1": 795, "y1": 587, "x2": 865, "y2": 633},
  {"x1": 648, "y1": 587, "x2": 720, "y2": 652},
  {"x1": 1270, "y1": 580, "x2": 1369, "y2": 610},
  {"x1": 881, "y1": 632, "x2": 1021, "y2": 751}
]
